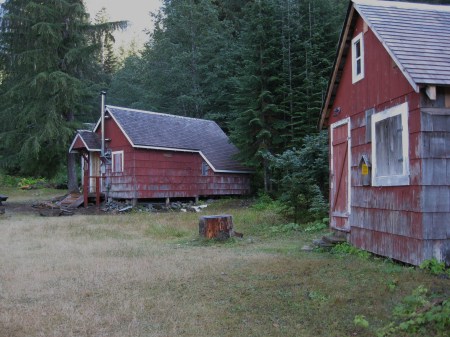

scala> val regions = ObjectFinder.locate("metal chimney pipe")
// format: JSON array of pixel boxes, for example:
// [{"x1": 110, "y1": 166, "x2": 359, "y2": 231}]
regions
[{"x1": 100, "y1": 91, "x2": 106, "y2": 157}]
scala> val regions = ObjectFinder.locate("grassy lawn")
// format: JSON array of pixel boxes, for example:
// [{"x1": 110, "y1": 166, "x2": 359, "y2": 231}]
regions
[{"x1": 0, "y1": 191, "x2": 448, "y2": 337}]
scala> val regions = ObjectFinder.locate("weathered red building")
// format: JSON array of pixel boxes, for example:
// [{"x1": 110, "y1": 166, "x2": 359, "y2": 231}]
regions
[
  {"x1": 69, "y1": 105, "x2": 251, "y2": 202},
  {"x1": 320, "y1": 0, "x2": 450, "y2": 265}
]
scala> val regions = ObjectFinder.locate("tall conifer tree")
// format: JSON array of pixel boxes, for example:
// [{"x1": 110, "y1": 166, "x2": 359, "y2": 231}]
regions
[{"x1": 0, "y1": 0, "x2": 125, "y2": 189}]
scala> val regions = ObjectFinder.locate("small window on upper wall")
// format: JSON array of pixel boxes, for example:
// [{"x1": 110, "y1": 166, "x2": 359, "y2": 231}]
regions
[
  {"x1": 352, "y1": 32, "x2": 364, "y2": 83},
  {"x1": 201, "y1": 162, "x2": 209, "y2": 176},
  {"x1": 371, "y1": 102, "x2": 409, "y2": 186},
  {"x1": 112, "y1": 151, "x2": 124, "y2": 173}
]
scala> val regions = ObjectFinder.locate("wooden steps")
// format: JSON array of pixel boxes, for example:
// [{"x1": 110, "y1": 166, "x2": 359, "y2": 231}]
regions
[{"x1": 59, "y1": 193, "x2": 84, "y2": 208}]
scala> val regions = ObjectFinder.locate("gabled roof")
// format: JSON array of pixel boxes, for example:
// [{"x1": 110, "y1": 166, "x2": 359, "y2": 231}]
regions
[
  {"x1": 94, "y1": 106, "x2": 251, "y2": 173},
  {"x1": 320, "y1": 0, "x2": 450, "y2": 128},
  {"x1": 69, "y1": 130, "x2": 101, "y2": 153}
]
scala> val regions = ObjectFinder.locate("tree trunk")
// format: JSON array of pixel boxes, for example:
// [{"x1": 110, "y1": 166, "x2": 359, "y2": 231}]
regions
[
  {"x1": 67, "y1": 152, "x2": 78, "y2": 192},
  {"x1": 66, "y1": 108, "x2": 78, "y2": 193}
]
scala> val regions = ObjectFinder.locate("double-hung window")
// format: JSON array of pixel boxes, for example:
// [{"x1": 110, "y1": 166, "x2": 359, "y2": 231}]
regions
[
  {"x1": 371, "y1": 102, "x2": 409, "y2": 186},
  {"x1": 352, "y1": 32, "x2": 364, "y2": 83}
]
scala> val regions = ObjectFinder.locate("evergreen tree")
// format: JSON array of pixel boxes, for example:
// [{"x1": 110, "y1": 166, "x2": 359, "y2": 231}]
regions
[
  {"x1": 229, "y1": 0, "x2": 288, "y2": 191},
  {"x1": 93, "y1": 7, "x2": 121, "y2": 77},
  {"x1": 0, "y1": 0, "x2": 125, "y2": 189},
  {"x1": 107, "y1": 0, "x2": 347, "y2": 193},
  {"x1": 132, "y1": 0, "x2": 232, "y2": 118}
]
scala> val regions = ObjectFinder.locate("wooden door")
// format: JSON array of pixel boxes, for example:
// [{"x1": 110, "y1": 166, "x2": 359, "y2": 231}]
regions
[{"x1": 330, "y1": 118, "x2": 351, "y2": 231}]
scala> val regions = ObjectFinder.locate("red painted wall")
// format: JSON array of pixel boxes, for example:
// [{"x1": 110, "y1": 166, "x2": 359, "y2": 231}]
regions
[
  {"x1": 327, "y1": 15, "x2": 425, "y2": 265},
  {"x1": 96, "y1": 114, "x2": 250, "y2": 199}
]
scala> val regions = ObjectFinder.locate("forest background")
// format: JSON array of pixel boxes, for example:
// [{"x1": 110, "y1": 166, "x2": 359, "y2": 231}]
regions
[{"x1": 0, "y1": 0, "x2": 449, "y2": 221}]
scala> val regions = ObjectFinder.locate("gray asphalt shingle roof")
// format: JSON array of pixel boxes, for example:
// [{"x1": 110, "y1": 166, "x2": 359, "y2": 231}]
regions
[
  {"x1": 75, "y1": 130, "x2": 101, "y2": 151},
  {"x1": 354, "y1": 0, "x2": 450, "y2": 87},
  {"x1": 104, "y1": 106, "x2": 249, "y2": 173}
]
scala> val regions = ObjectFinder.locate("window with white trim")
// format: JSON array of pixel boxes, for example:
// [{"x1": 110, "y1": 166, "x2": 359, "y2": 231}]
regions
[
  {"x1": 352, "y1": 32, "x2": 364, "y2": 83},
  {"x1": 112, "y1": 151, "x2": 124, "y2": 173},
  {"x1": 371, "y1": 102, "x2": 409, "y2": 186}
]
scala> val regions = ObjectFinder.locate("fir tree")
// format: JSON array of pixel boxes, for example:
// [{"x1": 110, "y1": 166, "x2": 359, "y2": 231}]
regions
[{"x1": 0, "y1": 0, "x2": 126, "y2": 189}]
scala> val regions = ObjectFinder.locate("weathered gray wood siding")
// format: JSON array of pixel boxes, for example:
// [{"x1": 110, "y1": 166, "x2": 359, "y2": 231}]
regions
[
  {"x1": 419, "y1": 103, "x2": 450, "y2": 265},
  {"x1": 349, "y1": 92, "x2": 424, "y2": 265}
]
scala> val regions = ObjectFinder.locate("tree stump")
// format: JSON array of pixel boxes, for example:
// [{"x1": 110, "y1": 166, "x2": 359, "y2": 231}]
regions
[
  {"x1": 0, "y1": 194, "x2": 8, "y2": 206},
  {"x1": 199, "y1": 215, "x2": 234, "y2": 240}
]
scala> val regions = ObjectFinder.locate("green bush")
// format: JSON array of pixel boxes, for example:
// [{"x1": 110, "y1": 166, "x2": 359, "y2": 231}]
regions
[
  {"x1": 0, "y1": 174, "x2": 20, "y2": 187},
  {"x1": 377, "y1": 286, "x2": 450, "y2": 336},
  {"x1": 419, "y1": 258, "x2": 450, "y2": 277},
  {"x1": 18, "y1": 177, "x2": 46, "y2": 188},
  {"x1": 252, "y1": 192, "x2": 284, "y2": 212},
  {"x1": 304, "y1": 218, "x2": 329, "y2": 233}
]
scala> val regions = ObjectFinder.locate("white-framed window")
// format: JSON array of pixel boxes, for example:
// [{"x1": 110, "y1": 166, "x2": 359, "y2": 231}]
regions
[
  {"x1": 112, "y1": 151, "x2": 124, "y2": 173},
  {"x1": 352, "y1": 32, "x2": 364, "y2": 83},
  {"x1": 371, "y1": 102, "x2": 409, "y2": 186}
]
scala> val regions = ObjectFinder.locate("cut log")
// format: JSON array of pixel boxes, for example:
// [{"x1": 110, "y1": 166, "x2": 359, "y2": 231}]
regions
[{"x1": 199, "y1": 215, "x2": 234, "y2": 240}]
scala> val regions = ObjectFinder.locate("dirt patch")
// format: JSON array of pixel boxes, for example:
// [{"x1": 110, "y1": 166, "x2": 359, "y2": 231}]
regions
[{"x1": 1, "y1": 200, "x2": 104, "y2": 217}]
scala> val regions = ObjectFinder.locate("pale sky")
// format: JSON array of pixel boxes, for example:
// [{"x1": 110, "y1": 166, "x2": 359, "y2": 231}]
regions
[
  {"x1": 0, "y1": 0, "x2": 162, "y2": 49},
  {"x1": 84, "y1": 0, "x2": 163, "y2": 49}
]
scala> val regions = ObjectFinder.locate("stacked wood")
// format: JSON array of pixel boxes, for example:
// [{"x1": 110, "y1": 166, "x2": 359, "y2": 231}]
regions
[{"x1": 199, "y1": 215, "x2": 237, "y2": 240}]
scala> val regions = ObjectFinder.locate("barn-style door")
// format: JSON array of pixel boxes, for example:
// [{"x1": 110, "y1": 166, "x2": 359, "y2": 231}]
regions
[{"x1": 330, "y1": 118, "x2": 351, "y2": 231}]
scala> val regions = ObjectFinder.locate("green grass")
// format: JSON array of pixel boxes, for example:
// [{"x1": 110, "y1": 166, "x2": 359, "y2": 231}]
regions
[
  {"x1": 0, "y1": 184, "x2": 67, "y2": 202},
  {"x1": 0, "y1": 195, "x2": 448, "y2": 337}
]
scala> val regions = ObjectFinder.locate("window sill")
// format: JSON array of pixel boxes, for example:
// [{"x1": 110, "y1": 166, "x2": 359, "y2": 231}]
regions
[{"x1": 372, "y1": 174, "x2": 410, "y2": 187}]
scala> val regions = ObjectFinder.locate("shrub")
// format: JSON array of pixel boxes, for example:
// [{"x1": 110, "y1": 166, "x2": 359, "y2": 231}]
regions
[
  {"x1": 265, "y1": 131, "x2": 329, "y2": 223},
  {"x1": 377, "y1": 286, "x2": 450, "y2": 336},
  {"x1": 419, "y1": 258, "x2": 450, "y2": 277}
]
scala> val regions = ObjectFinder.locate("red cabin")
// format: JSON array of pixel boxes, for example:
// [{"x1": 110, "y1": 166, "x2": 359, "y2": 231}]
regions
[
  {"x1": 69, "y1": 105, "x2": 251, "y2": 203},
  {"x1": 320, "y1": 0, "x2": 450, "y2": 265}
]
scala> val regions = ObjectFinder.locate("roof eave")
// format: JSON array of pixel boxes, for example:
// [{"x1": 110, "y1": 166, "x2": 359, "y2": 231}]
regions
[
  {"x1": 319, "y1": 4, "x2": 356, "y2": 129},
  {"x1": 353, "y1": 3, "x2": 420, "y2": 93},
  {"x1": 133, "y1": 144, "x2": 250, "y2": 174},
  {"x1": 319, "y1": 1, "x2": 424, "y2": 129},
  {"x1": 68, "y1": 132, "x2": 101, "y2": 153}
]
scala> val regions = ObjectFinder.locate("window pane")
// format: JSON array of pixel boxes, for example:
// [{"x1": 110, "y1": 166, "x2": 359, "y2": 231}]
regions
[
  {"x1": 356, "y1": 60, "x2": 361, "y2": 75},
  {"x1": 375, "y1": 114, "x2": 402, "y2": 176},
  {"x1": 355, "y1": 40, "x2": 361, "y2": 58},
  {"x1": 113, "y1": 153, "x2": 123, "y2": 172}
]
